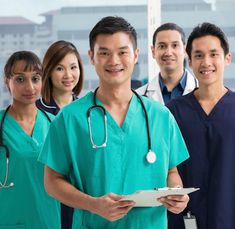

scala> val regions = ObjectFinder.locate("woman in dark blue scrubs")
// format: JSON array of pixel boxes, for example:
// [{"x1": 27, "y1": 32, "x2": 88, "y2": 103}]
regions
[
  {"x1": 36, "y1": 40, "x2": 84, "y2": 229},
  {"x1": 167, "y1": 23, "x2": 234, "y2": 229},
  {"x1": 36, "y1": 40, "x2": 84, "y2": 115}
]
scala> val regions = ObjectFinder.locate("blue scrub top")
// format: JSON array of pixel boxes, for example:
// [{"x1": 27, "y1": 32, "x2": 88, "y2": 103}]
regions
[
  {"x1": 36, "y1": 95, "x2": 77, "y2": 229},
  {"x1": 39, "y1": 92, "x2": 189, "y2": 229},
  {"x1": 167, "y1": 89, "x2": 235, "y2": 229},
  {"x1": 36, "y1": 94, "x2": 77, "y2": 115}
]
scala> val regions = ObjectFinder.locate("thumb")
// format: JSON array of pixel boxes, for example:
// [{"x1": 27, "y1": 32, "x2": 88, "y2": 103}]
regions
[{"x1": 107, "y1": 193, "x2": 123, "y2": 201}]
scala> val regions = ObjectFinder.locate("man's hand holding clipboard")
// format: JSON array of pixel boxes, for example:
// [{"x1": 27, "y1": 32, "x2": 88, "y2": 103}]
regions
[{"x1": 119, "y1": 187, "x2": 199, "y2": 211}]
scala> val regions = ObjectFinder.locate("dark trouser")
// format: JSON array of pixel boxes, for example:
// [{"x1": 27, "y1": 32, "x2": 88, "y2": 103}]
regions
[{"x1": 61, "y1": 203, "x2": 74, "y2": 229}]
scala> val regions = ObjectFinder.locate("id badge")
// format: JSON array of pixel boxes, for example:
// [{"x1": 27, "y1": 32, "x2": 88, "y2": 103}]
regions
[{"x1": 183, "y1": 212, "x2": 198, "y2": 229}]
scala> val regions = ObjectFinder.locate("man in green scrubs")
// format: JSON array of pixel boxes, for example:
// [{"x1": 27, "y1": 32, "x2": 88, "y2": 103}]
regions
[{"x1": 39, "y1": 16, "x2": 189, "y2": 229}]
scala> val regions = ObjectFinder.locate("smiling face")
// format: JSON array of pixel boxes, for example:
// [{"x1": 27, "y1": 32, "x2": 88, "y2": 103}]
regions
[
  {"x1": 6, "y1": 60, "x2": 42, "y2": 105},
  {"x1": 88, "y1": 32, "x2": 139, "y2": 89},
  {"x1": 50, "y1": 52, "x2": 80, "y2": 95},
  {"x1": 151, "y1": 30, "x2": 186, "y2": 77},
  {"x1": 189, "y1": 35, "x2": 231, "y2": 87}
]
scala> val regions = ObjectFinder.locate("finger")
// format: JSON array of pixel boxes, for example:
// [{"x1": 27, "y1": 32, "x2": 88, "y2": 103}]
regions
[
  {"x1": 167, "y1": 194, "x2": 189, "y2": 202},
  {"x1": 161, "y1": 198, "x2": 183, "y2": 207},
  {"x1": 111, "y1": 206, "x2": 133, "y2": 221},
  {"x1": 118, "y1": 200, "x2": 135, "y2": 208},
  {"x1": 107, "y1": 193, "x2": 123, "y2": 201}
]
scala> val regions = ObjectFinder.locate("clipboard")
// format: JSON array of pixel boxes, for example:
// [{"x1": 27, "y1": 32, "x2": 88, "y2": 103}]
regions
[{"x1": 119, "y1": 187, "x2": 199, "y2": 207}]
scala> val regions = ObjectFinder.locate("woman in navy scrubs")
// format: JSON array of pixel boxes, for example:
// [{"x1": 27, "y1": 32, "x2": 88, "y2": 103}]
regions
[
  {"x1": 167, "y1": 23, "x2": 234, "y2": 229},
  {"x1": 36, "y1": 40, "x2": 84, "y2": 229},
  {"x1": 36, "y1": 40, "x2": 84, "y2": 115}
]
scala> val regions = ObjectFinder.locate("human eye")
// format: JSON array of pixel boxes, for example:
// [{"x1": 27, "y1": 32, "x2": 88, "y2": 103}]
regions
[
  {"x1": 193, "y1": 53, "x2": 202, "y2": 59},
  {"x1": 71, "y1": 65, "x2": 78, "y2": 70},
  {"x1": 99, "y1": 51, "x2": 109, "y2": 56},
  {"x1": 14, "y1": 75, "x2": 25, "y2": 84},
  {"x1": 157, "y1": 44, "x2": 165, "y2": 50},
  {"x1": 119, "y1": 50, "x2": 128, "y2": 56},
  {"x1": 172, "y1": 43, "x2": 179, "y2": 48},
  {"x1": 211, "y1": 52, "x2": 219, "y2": 57},
  {"x1": 32, "y1": 74, "x2": 41, "y2": 83},
  {"x1": 55, "y1": 66, "x2": 64, "y2": 71}
]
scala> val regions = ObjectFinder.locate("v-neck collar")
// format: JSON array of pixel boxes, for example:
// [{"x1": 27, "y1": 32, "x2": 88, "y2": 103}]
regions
[
  {"x1": 6, "y1": 110, "x2": 39, "y2": 139},
  {"x1": 93, "y1": 93, "x2": 138, "y2": 133},
  {"x1": 190, "y1": 89, "x2": 231, "y2": 119}
]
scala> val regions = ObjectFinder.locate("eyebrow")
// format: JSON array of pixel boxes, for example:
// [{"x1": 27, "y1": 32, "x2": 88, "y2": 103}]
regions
[
  {"x1": 157, "y1": 41, "x2": 180, "y2": 44},
  {"x1": 98, "y1": 46, "x2": 129, "y2": 51},
  {"x1": 193, "y1": 49, "x2": 218, "y2": 53},
  {"x1": 11, "y1": 71, "x2": 39, "y2": 76},
  {"x1": 210, "y1": 49, "x2": 219, "y2": 53},
  {"x1": 56, "y1": 62, "x2": 78, "y2": 67}
]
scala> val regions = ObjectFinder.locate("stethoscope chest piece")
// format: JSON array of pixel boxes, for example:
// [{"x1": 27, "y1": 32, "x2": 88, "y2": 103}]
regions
[{"x1": 146, "y1": 150, "x2": 156, "y2": 164}]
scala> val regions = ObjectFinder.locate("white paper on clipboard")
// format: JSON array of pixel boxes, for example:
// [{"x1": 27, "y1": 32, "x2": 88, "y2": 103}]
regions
[{"x1": 119, "y1": 187, "x2": 199, "y2": 207}]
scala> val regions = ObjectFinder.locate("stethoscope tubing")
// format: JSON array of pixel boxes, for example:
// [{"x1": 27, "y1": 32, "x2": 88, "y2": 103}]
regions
[
  {"x1": 0, "y1": 105, "x2": 51, "y2": 188},
  {"x1": 88, "y1": 87, "x2": 153, "y2": 156}
]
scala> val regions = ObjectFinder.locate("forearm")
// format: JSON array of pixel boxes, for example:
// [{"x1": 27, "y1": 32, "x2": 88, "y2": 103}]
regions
[
  {"x1": 159, "y1": 167, "x2": 189, "y2": 214},
  {"x1": 167, "y1": 167, "x2": 183, "y2": 188},
  {"x1": 44, "y1": 166, "x2": 95, "y2": 211},
  {"x1": 44, "y1": 166, "x2": 134, "y2": 221}
]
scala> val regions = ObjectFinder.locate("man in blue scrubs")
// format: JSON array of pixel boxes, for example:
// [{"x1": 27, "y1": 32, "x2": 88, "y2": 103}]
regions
[
  {"x1": 137, "y1": 23, "x2": 197, "y2": 104},
  {"x1": 39, "y1": 16, "x2": 189, "y2": 229},
  {"x1": 167, "y1": 23, "x2": 233, "y2": 229}
]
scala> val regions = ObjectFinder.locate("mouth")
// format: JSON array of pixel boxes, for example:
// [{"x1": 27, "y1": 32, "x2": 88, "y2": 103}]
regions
[
  {"x1": 105, "y1": 68, "x2": 124, "y2": 73},
  {"x1": 23, "y1": 94, "x2": 36, "y2": 99},
  {"x1": 162, "y1": 58, "x2": 175, "y2": 64},
  {"x1": 199, "y1": 70, "x2": 215, "y2": 75},
  {"x1": 62, "y1": 80, "x2": 74, "y2": 86}
]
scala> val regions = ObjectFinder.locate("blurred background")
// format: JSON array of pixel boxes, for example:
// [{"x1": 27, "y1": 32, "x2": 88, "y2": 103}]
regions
[{"x1": 0, "y1": 0, "x2": 234, "y2": 108}]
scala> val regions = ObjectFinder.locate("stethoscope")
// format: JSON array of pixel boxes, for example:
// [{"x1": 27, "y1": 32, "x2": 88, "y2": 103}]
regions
[
  {"x1": 0, "y1": 105, "x2": 51, "y2": 189},
  {"x1": 87, "y1": 88, "x2": 157, "y2": 164}
]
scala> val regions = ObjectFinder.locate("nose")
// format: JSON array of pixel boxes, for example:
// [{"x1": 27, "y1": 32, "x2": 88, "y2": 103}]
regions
[
  {"x1": 164, "y1": 46, "x2": 173, "y2": 55},
  {"x1": 25, "y1": 80, "x2": 34, "y2": 91},
  {"x1": 201, "y1": 55, "x2": 212, "y2": 67},
  {"x1": 63, "y1": 68, "x2": 73, "y2": 79},
  {"x1": 108, "y1": 53, "x2": 120, "y2": 65}
]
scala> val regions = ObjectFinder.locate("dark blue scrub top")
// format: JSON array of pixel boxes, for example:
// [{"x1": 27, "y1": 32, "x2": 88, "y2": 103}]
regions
[
  {"x1": 36, "y1": 94, "x2": 77, "y2": 115},
  {"x1": 36, "y1": 94, "x2": 77, "y2": 229},
  {"x1": 166, "y1": 89, "x2": 235, "y2": 229}
]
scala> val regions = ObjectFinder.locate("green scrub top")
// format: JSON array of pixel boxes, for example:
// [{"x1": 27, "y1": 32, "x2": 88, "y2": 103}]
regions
[
  {"x1": 39, "y1": 92, "x2": 189, "y2": 229},
  {"x1": 0, "y1": 109, "x2": 60, "y2": 229}
]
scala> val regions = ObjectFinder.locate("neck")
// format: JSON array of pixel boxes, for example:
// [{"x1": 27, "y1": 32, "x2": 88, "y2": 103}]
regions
[
  {"x1": 95, "y1": 85, "x2": 133, "y2": 127},
  {"x1": 97, "y1": 85, "x2": 133, "y2": 106},
  {"x1": 195, "y1": 84, "x2": 227, "y2": 101},
  {"x1": 52, "y1": 91, "x2": 73, "y2": 108},
  {"x1": 160, "y1": 69, "x2": 184, "y2": 91},
  {"x1": 9, "y1": 103, "x2": 37, "y2": 121}
]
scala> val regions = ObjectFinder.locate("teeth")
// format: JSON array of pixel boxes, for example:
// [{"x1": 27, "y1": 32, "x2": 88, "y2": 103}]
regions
[
  {"x1": 200, "y1": 70, "x2": 213, "y2": 75},
  {"x1": 107, "y1": 69, "x2": 122, "y2": 72}
]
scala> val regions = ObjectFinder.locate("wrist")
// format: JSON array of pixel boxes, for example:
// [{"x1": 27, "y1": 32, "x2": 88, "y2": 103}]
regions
[{"x1": 84, "y1": 195, "x2": 97, "y2": 213}]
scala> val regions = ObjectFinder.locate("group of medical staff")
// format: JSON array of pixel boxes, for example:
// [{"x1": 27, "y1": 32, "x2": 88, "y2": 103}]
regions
[{"x1": 0, "y1": 15, "x2": 234, "y2": 229}]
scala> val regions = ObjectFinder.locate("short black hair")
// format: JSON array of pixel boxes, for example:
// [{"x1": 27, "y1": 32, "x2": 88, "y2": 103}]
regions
[
  {"x1": 89, "y1": 16, "x2": 137, "y2": 52},
  {"x1": 186, "y1": 22, "x2": 229, "y2": 59},
  {"x1": 152, "y1": 23, "x2": 186, "y2": 46}
]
